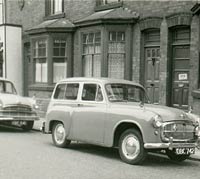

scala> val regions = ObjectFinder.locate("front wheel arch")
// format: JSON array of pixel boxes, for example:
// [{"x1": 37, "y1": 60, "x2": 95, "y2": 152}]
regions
[
  {"x1": 52, "y1": 121, "x2": 71, "y2": 148},
  {"x1": 113, "y1": 122, "x2": 143, "y2": 147}
]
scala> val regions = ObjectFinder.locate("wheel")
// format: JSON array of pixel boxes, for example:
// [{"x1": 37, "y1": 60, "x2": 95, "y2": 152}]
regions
[
  {"x1": 166, "y1": 150, "x2": 189, "y2": 162},
  {"x1": 52, "y1": 122, "x2": 71, "y2": 148},
  {"x1": 22, "y1": 121, "x2": 34, "y2": 131},
  {"x1": 118, "y1": 128, "x2": 147, "y2": 165}
]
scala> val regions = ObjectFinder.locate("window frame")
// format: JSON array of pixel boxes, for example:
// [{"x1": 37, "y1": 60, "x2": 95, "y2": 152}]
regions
[
  {"x1": 107, "y1": 30, "x2": 126, "y2": 79},
  {"x1": 81, "y1": 31, "x2": 102, "y2": 77},
  {"x1": 52, "y1": 37, "x2": 68, "y2": 83},
  {"x1": 32, "y1": 37, "x2": 48, "y2": 83},
  {"x1": 95, "y1": 0, "x2": 122, "y2": 11},
  {"x1": 30, "y1": 33, "x2": 70, "y2": 86},
  {"x1": 81, "y1": 83, "x2": 104, "y2": 102},
  {"x1": 53, "y1": 82, "x2": 79, "y2": 100},
  {"x1": 45, "y1": 0, "x2": 64, "y2": 18}
]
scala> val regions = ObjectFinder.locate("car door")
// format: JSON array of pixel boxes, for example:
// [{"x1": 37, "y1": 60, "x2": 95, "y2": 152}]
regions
[{"x1": 71, "y1": 83, "x2": 107, "y2": 145}]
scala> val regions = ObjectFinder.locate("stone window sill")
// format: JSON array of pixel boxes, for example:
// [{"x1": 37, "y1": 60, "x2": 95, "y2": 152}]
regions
[
  {"x1": 95, "y1": 2, "x2": 123, "y2": 12},
  {"x1": 44, "y1": 13, "x2": 65, "y2": 21}
]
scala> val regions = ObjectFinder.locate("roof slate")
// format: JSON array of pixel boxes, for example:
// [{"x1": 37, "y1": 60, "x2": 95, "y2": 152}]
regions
[
  {"x1": 27, "y1": 18, "x2": 75, "y2": 34},
  {"x1": 75, "y1": 7, "x2": 139, "y2": 24}
]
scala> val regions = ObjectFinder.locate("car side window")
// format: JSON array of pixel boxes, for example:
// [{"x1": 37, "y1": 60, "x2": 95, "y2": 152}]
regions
[
  {"x1": 65, "y1": 83, "x2": 79, "y2": 100},
  {"x1": 54, "y1": 84, "x2": 66, "y2": 99},
  {"x1": 82, "y1": 84, "x2": 103, "y2": 101},
  {"x1": 96, "y1": 85, "x2": 103, "y2": 101}
]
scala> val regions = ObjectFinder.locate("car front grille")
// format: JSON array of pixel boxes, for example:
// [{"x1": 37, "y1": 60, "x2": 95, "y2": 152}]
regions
[
  {"x1": 0, "y1": 105, "x2": 34, "y2": 117},
  {"x1": 162, "y1": 121, "x2": 196, "y2": 142},
  {"x1": 3, "y1": 105, "x2": 32, "y2": 112}
]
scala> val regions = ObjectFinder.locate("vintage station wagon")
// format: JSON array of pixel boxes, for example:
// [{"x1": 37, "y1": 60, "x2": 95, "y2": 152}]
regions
[
  {"x1": 0, "y1": 78, "x2": 39, "y2": 131},
  {"x1": 43, "y1": 77, "x2": 200, "y2": 165}
]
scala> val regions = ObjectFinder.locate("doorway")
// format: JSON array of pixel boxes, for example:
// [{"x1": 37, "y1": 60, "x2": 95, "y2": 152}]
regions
[
  {"x1": 170, "y1": 27, "x2": 190, "y2": 109},
  {"x1": 143, "y1": 29, "x2": 160, "y2": 104}
]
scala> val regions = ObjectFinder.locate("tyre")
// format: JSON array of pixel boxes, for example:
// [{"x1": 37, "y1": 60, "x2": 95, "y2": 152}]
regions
[
  {"x1": 52, "y1": 122, "x2": 71, "y2": 148},
  {"x1": 166, "y1": 150, "x2": 189, "y2": 162},
  {"x1": 119, "y1": 128, "x2": 147, "y2": 165},
  {"x1": 22, "y1": 121, "x2": 34, "y2": 131}
]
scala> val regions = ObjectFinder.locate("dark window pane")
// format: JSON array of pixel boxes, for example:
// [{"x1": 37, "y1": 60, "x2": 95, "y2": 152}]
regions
[
  {"x1": 88, "y1": 33, "x2": 94, "y2": 43},
  {"x1": 60, "y1": 48, "x2": 66, "y2": 56},
  {"x1": 65, "y1": 83, "x2": 79, "y2": 100},
  {"x1": 95, "y1": 32, "x2": 101, "y2": 43},
  {"x1": 53, "y1": 48, "x2": 59, "y2": 56},
  {"x1": 82, "y1": 84, "x2": 97, "y2": 101}
]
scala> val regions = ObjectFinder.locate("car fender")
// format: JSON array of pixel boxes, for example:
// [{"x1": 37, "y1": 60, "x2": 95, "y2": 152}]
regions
[
  {"x1": 103, "y1": 119, "x2": 145, "y2": 147},
  {"x1": 46, "y1": 105, "x2": 73, "y2": 136}
]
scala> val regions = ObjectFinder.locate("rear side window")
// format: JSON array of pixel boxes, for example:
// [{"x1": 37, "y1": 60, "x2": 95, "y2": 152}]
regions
[
  {"x1": 82, "y1": 84, "x2": 103, "y2": 101},
  {"x1": 65, "y1": 83, "x2": 79, "y2": 100},
  {"x1": 54, "y1": 83, "x2": 79, "y2": 100}
]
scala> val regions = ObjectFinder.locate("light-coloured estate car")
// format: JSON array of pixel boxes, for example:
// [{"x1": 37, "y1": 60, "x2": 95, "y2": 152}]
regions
[
  {"x1": 43, "y1": 77, "x2": 200, "y2": 165},
  {"x1": 0, "y1": 78, "x2": 39, "y2": 131}
]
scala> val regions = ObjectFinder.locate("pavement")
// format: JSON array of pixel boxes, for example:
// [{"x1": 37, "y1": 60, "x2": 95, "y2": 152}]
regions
[{"x1": 33, "y1": 118, "x2": 200, "y2": 162}]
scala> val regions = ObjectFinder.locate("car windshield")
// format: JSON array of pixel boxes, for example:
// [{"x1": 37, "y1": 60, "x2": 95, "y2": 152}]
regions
[
  {"x1": 105, "y1": 83, "x2": 149, "y2": 103},
  {"x1": 0, "y1": 80, "x2": 17, "y2": 94}
]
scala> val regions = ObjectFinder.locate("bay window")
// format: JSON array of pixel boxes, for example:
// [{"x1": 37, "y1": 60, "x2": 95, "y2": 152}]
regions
[
  {"x1": 53, "y1": 38, "x2": 67, "y2": 83},
  {"x1": 108, "y1": 31, "x2": 125, "y2": 79},
  {"x1": 82, "y1": 32, "x2": 101, "y2": 77},
  {"x1": 33, "y1": 39, "x2": 47, "y2": 83}
]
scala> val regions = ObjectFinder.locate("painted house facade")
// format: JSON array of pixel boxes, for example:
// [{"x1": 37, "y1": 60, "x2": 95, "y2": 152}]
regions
[{"x1": 2, "y1": 0, "x2": 200, "y2": 114}]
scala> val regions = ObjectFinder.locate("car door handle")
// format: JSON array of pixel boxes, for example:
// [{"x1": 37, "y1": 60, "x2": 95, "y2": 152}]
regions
[{"x1": 77, "y1": 104, "x2": 83, "y2": 107}]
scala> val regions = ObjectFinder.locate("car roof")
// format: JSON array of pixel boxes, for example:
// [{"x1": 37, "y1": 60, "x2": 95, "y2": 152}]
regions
[{"x1": 59, "y1": 77, "x2": 143, "y2": 88}]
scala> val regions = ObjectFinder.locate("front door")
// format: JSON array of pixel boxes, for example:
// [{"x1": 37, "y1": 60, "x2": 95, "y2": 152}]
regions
[
  {"x1": 145, "y1": 47, "x2": 160, "y2": 104},
  {"x1": 171, "y1": 45, "x2": 190, "y2": 109}
]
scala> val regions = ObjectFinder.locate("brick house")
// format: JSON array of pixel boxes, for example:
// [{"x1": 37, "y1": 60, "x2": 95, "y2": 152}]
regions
[{"x1": 1, "y1": 0, "x2": 200, "y2": 114}]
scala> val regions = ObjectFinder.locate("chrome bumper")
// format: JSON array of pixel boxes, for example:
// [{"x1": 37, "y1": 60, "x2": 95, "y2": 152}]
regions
[
  {"x1": 0, "y1": 116, "x2": 39, "y2": 121},
  {"x1": 144, "y1": 137, "x2": 200, "y2": 149}
]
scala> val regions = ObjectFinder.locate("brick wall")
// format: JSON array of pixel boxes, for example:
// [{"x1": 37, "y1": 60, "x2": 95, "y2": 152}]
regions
[
  {"x1": 124, "y1": 0, "x2": 195, "y2": 18},
  {"x1": 4, "y1": 0, "x2": 200, "y2": 114},
  {"x1": 7, "y1": 0, "x2": 45, "y2": 32}
]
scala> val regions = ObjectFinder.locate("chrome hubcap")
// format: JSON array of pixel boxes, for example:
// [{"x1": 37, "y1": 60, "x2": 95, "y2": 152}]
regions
[
  {"x1": 54, "y1": 124, "x2": 66, "y2": 145},
  {"x1": 122, "y1": 134, "x2": 140, "y2": 160}
]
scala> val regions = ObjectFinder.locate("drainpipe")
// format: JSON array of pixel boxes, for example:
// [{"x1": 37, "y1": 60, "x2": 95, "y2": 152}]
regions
[{"x1": 3, "y1": 0, "x2": 7, "y2": 78}]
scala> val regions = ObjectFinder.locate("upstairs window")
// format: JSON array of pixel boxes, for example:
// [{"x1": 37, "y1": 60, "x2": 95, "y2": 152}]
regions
[
  {"x1": 45, "y1": 0, "x2": 64, "y2": 16},
  {"x1": 102, "y1": 0, "x2": 120, "y2": 4},
  {"x1": 97, "y1": 0, "x2": 121, "y2": 5}
]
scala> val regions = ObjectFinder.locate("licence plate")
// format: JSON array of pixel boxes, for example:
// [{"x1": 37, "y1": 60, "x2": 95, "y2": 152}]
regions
[{"x1": 175, "y1": 148, "x2": 195, "y2": 155}]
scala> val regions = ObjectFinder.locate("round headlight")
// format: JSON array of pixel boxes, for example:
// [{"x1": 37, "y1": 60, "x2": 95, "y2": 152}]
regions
[
  {"x1": 195, "y1": 126, "x2": 200, "y2": 137},
  {"x1": 152, "y1": 115, "x2": 163, "y2": 128}
]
